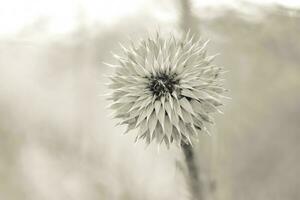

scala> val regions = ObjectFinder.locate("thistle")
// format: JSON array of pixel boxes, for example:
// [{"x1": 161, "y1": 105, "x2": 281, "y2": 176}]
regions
[{"x1": 107, "y1": 32, "x2": 226, "y2": 148}]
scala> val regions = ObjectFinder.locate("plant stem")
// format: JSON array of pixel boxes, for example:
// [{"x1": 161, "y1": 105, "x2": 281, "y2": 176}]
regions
[{"x1": 181, "y1": 142, "x2": 203, "y2": 200}]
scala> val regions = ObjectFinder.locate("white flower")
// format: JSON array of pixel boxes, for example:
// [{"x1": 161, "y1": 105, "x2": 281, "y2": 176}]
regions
[{"x1": 107, "y1": 32, "x2": 227, "y2": 147}]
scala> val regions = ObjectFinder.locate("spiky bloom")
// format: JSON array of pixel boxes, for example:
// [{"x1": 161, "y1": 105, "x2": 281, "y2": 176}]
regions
[{"x1": 107, "y1": 32, "x2": 226, "y2": 147}]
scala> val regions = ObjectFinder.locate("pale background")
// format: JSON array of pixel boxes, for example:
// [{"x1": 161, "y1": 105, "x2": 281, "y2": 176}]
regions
[{"x1": 0, "y1": 0, "x2": 300, "y2": 200}]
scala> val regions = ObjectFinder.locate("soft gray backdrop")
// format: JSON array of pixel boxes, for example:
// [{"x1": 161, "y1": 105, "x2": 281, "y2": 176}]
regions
[{"x1": 0, "y1": 1, "x2": 299, "y2": 200}]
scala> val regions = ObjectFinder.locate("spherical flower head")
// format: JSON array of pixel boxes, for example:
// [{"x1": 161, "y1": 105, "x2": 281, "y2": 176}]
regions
[{"x1": 107, "y1": 32, "x2": 227, "y2": 148}]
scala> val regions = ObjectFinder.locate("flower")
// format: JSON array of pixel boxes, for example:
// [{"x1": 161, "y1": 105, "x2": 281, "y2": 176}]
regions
[{"x1": 107, "y1": 32, "x2": 226, "y2": 147}]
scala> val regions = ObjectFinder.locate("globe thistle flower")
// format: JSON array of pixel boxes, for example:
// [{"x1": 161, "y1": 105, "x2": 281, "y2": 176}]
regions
[{"x1": 107, "y1": 32, "x2": 226, "y2": 147}]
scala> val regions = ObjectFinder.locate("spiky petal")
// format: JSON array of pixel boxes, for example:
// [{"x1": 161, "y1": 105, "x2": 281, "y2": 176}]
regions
[{"x1": 107, "y1": 32, "x2": 227, "y2": 147}]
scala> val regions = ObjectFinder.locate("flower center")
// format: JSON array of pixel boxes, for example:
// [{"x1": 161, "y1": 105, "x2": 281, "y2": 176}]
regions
[{"x1": 148, "y1": 73, "x2": 178, "y2": 97}]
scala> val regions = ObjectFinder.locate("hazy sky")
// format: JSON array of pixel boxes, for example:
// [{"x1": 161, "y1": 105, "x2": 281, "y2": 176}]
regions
[{"x1": 0, "y1": 0, "x2": 299, "y2": 35}]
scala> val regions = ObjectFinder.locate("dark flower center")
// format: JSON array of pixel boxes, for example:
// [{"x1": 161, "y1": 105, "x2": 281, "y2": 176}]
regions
[{"x1": 148, "y1": 73, "x2": 178, "y2": 97}]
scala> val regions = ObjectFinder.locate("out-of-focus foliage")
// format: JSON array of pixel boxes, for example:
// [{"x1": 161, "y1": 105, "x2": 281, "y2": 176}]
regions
[
  {"x1": 206, "y1": 5, "x2": 300, "y2": 200},
  {"x1": 0, "y1": 2, "x2": 299, "y2": 200}
]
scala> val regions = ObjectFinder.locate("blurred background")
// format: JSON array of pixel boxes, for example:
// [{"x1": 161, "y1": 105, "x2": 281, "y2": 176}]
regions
[{"x1": 0, "y1": 0, "x2": 300, "y2": 200}]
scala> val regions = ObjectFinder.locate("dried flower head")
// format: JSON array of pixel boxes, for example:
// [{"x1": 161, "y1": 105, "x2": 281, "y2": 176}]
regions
[{"x1": 107, "y1": 32, "x2": 227, "y2": 147}]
